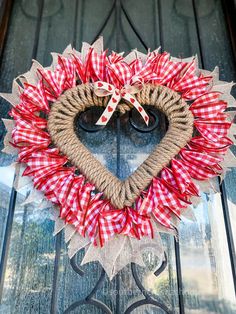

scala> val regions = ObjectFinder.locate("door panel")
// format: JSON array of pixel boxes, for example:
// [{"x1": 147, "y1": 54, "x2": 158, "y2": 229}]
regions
[{"x1": 0, "y1": 0, "x2": 236, "y2": 313}]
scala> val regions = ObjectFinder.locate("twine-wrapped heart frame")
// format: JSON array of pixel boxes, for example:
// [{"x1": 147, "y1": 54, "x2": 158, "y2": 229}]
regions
[{"x1": 48, "y1": 83, "x2": 193, "y2": 209}]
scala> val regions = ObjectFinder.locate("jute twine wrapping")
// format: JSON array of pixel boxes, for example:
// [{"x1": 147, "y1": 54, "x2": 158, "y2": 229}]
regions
[{"x1": 48, "y1": 83, "x2": 194, "y2": 209}]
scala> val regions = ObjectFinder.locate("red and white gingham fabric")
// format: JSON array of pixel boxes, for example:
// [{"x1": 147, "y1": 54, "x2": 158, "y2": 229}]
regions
[
  {"x1": 57, "y1": 56, "x2": 76, "y2": 89},
  {"x1": 11, "y1": 106, "x2": 47, "y2": 129},
  {"x1": 12, "y1": 119, "x2": 50, "y2": 146},
  {"x1": 21, "y1": 80, "x2": 49, "y2": 112},
  {"x1": 98, "y1": 206, "x2": 127, "y2": 246},
  {"x1": 90, "y1": 49, "x2": 107, "y2": 81},
  {"x1": 190, "y1": 92, "x2": 226, "y2": 119},
  {"x1": 7, "y1": 44, "x2": 234, "y2": 247},
  {"x1": 164, "y1": 159, "x2": 200, "y2": 196},
  {"x1": 82, "y1": 197, "x2": 153, "y2": 246},
  {"x1": 38, "y1": 68, "x2": 65, "y2": 99},
  {"x1": 107, "y1": 60, "x2": 133, "y2": 88},
  {"x1": 72, "y1": 53, "x2": 87, "y2": 83},
  {"x1": 129, "y1": 58, "x2": 143, "y2": 74},
  {"x1": 83, "y1": 196, "x2": 107, "y2": 243},
  {"x1": 194, "y1": 119, "x2": 231, "y2": 142},
  {"x1": 36, "y1": 168, "x2": 73, "y2": 195},
  {"x1": 189, "y1": 136, "x2": 233, "y2": 154}
]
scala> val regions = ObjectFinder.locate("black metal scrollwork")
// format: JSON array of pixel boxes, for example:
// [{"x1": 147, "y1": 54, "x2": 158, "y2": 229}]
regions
[
  {"x1": 129, "y1": 107, "x2": 159, "y2": 133},
  {"x1": 69, "y1": 245, "x2": 174, "y2": 313},
  {"x1": 124, "y1": 253, "x2": 172, "y2": 314},
  {"x1": 64, "y1": 258, "x2": 111, "y2": 313},
  {"x1": 66, "y1": 251, "x2": 172, "y2": 313}
]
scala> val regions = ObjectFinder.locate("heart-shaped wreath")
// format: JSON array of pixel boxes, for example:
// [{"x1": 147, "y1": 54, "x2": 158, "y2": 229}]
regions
[{"x1": 1, "y1": 38, "x2": 236, "y2": 278}]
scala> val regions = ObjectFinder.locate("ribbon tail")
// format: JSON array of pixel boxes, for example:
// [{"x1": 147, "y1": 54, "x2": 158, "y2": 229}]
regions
[
  {"x1": 123, "y1": 93, "x2": 149, "y2": 126},
  {"x1": 96, "y1": 93, "x2": 121, "y2": 125}
]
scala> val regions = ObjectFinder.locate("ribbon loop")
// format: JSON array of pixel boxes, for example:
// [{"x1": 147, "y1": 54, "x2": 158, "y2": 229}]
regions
[{"x1": 94, "y1": 81, "x2": 149, "y2": 126}]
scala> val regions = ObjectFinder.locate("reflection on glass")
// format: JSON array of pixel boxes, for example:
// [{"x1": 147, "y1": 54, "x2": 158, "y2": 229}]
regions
[
  {"x1": 0, "y1": 164, "x2": 15, "y2": 260},
  {"x1": 180, "y1": 193, "x2": 236, "y2": 313}
]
